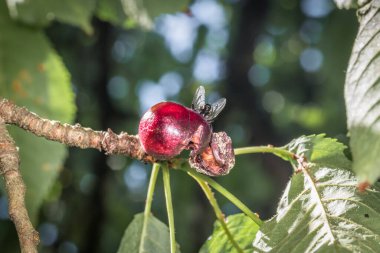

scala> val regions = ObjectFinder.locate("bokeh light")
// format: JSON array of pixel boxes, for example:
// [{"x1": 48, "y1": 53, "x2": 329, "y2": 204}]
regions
[
  {"x1": 159, "y1": 71, "x2": 183, "y2": 97},
  {"x1": 266, "y1": 25, "x2": 287, "y2": 36},
  {"x1": 193, "y1": 50, "x2": 224, "y2": 83},
  {"x1": 58, "y1": 241, "x2": 78, "y2": 253},
  {"x1": 254, "y1": 37, "x2": 277, "y2": 66},
  {"x1": 206, "y1": 29, "x2": 229, "y2": 51},
  {"x1": 79, "y1": 173, "x2": 96, "y2": 195},
  {"x1": 300, "y1": 48, "x2": 324, "y2": 72},
  {"x1": 155, "y1": 13, "x2": 199, "y2": 62},
  {"x1": 191, "y1": 0, "x2": 226, "y2": 30},
  {"x1": 39, "y1": 223, "x2": 59, "y2": 246},
  {"x1": 0, "y1": 196, "x2": 9, "y2": 219},
  {"x1": 225, "y1": 124, "x2": 246, "y2": 144},
  {"x1": 123, "y1": 161, "x2": 148, "y2": 194},
  {"x1": 107, "y1": 76, "x2": 129, "y2": 100},
  {"x1": 248, "y1": 64, "x2": 271, "y2": 86},
  {"x1": 106, "y1": 156, "x2": 126, "y2": 171},
  {"x1": 262, "y1": 91, "x2": 285, "y2": 113},
  {"x1": 137, "y1": 81, "x2": 166, "y2": 113},
  {"x1": 299, "y1": 20, "x2": 323, "y2": 44},
  {"x1": 111, "y1": 35, "x2": 137, "y2": 63},
  {"x1": 301, "y1": 0, "x2": 334, "y2": 18}
]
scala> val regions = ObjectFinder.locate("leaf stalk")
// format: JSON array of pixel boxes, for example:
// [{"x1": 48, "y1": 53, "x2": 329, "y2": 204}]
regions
[
  {"x1": 139, "y1": 163, "x2": 160, "y2": 253},
  {"x1": 234, "y1": 146, "x2": 295, "y2": 160},
  {"x1": 190, "y1": 175, "x2": 244, "y2": 253},
  {"x1": 184, "y1": 168, "x2": 262, "y2": 226},
  {"x1": 163, "y1": 165, "x2": 176, "y2": 253}
]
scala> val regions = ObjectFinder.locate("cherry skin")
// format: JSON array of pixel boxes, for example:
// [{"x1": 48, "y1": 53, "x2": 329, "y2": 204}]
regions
[{"x1": 138, "y1": 102, "x2": 212, "y2": 159}]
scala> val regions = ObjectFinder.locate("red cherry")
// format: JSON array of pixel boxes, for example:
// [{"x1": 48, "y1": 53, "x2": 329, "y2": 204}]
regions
[{"x1": 138, "y1": 102, "x2": 212, "y2": 159}]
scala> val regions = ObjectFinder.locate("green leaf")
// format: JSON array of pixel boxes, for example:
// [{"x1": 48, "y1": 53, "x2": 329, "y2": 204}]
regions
[
  {"x1": 253, "y1": 135, "x2": 380, "y2": 253},
  {"x1": 200, "y1": 213, "x2": 260, "y2": 253},
  {"x1": 96, "y1": 0, "x2": 131, "y2": 29},
  {"x1": 285, "y1": 134, "x2": 351, "y2": 169},
  {"x1": 117, "y1": 213, "x2": 181, "y2": 253},
  {"x1": 96, "y1": 0, "x2": 189, "y2": 29},
  {"x1": 344, "y1": 2, "x2": 380, "y2": 184},
  {"x1": 0, "y1": 2, "x2": 76, "y2": 221},
  {"x1": 5, "y1": 0, "x2": 96, "y2": 33}
]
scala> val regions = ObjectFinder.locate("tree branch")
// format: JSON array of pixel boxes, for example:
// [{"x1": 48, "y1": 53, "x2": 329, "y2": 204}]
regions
[
  {"x1": 0, "y1": 119, "x2": 39, "y2": 253},
  {"x1": 0, "y1": 97, "x2": 159, "y2": 252},
  {"x1": 0, "y1": 98, "x2": 155, "y2": 163}
]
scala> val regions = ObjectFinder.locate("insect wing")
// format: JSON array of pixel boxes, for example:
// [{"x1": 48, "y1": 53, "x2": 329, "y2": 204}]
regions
[
  {"x1": 192, "y1": 86, "x2": 206, "y2": 112},
  {"x1": 205, "y1": 98, "x2": 226, "y2": 122}
]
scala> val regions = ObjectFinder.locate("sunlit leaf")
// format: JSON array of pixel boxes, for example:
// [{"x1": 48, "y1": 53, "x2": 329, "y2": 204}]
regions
[
  {"x1": 253, "y1": 135, "x2": 380, "y2": 252},
  {"x1": 96, "y1": 0, "x2": 189, "y2": 29},
  {"x1": 200, "y1": 213, "x2": 260, "y2": 253},
  {"x1": 117, "y1": 213, "x2": 181, "y2": 253},
  {"x1": 0, "y1": 2, "x2": 76, "y2": 221},
  {"x1": 343, "y1": 3, "x2": 380, "y2": 184},
  {"x1": 5, "y1": 0, "x2": 95, "y2": 33},
  {"x1": 333, "y1": 0, "x2": 359, "y2": 9}
]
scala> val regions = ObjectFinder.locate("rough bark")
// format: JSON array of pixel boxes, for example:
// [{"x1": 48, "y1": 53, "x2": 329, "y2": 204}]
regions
[
  {"x1": 0, "y1": 98, "x2": 155, "y2": 163},
  {"x1": 0, "y1": 119, "x2": 39, "y2": 253}
]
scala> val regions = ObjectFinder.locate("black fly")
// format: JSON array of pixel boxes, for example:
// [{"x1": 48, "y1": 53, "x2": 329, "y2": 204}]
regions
[{"x1": 191, "y1": 86, "x2": 226, "y2": 123}]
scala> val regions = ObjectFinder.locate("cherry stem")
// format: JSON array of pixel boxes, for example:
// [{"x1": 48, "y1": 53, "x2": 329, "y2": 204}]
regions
[
  {"x1": 184, "y1": 168, "x2": 262, "y2": 226},
  {"x1": 191, "y1": 175, "x2": 244, "y2": 253},
  {"x1": 139, "y1": 163, "x2": 160, "y2": 252},
  {"x1": 163, "y1": 164, "x2": 176, "y2": 253},
  {"x1": 144, "y1": 163, "x2": 160, "y2": 217},
  {"x1": 234, "y1": 146, "x2": 295, "y2": 161}
]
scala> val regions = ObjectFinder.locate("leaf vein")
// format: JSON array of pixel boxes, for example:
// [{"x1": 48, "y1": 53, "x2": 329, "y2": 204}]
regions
[
  {"x1": 351, "y1": 51, "x2": 380, "y2": 96},
  {"x1": 350, "y1": 22, "x2": 380, "y2": 73},
  {"x1": 303, "y1": 168, "x2": 337, "y2": 245},
  {"x1": 272, "y1": 208, "x2": 316, "y2": 253},
  {"x1": 323, "y1": 198, "x2": 379, "y2": 216},
  {"x1": 328, "y1": 215, "x2": 378, "y2": 237}
]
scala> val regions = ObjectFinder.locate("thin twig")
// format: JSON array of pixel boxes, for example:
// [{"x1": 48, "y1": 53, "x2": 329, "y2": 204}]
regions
[
  {"x1": 0, "y1": 119, "x2": 39, "y2": 253},
  {"x1": 0, "y1": 98, "x2": 155, "y2": 163}
]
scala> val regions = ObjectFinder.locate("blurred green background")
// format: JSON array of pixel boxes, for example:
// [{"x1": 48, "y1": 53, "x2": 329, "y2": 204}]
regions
[{"x1": 0, "y1": 0, "x2": 357, "y2": 252}]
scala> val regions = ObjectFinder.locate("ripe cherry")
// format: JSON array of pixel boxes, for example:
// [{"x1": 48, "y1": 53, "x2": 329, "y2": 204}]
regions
[
  {"x1": 138, "y1": 101, "x2": 212, "y2": 159},
  {"x1": 138, "y1": 86, "x2": 235, "y2": 176}
]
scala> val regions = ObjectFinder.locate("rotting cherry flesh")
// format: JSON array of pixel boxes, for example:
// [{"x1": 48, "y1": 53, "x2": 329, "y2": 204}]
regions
[{"x1": 189, "y1": 131, "x2": 235, "y2": 176}]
